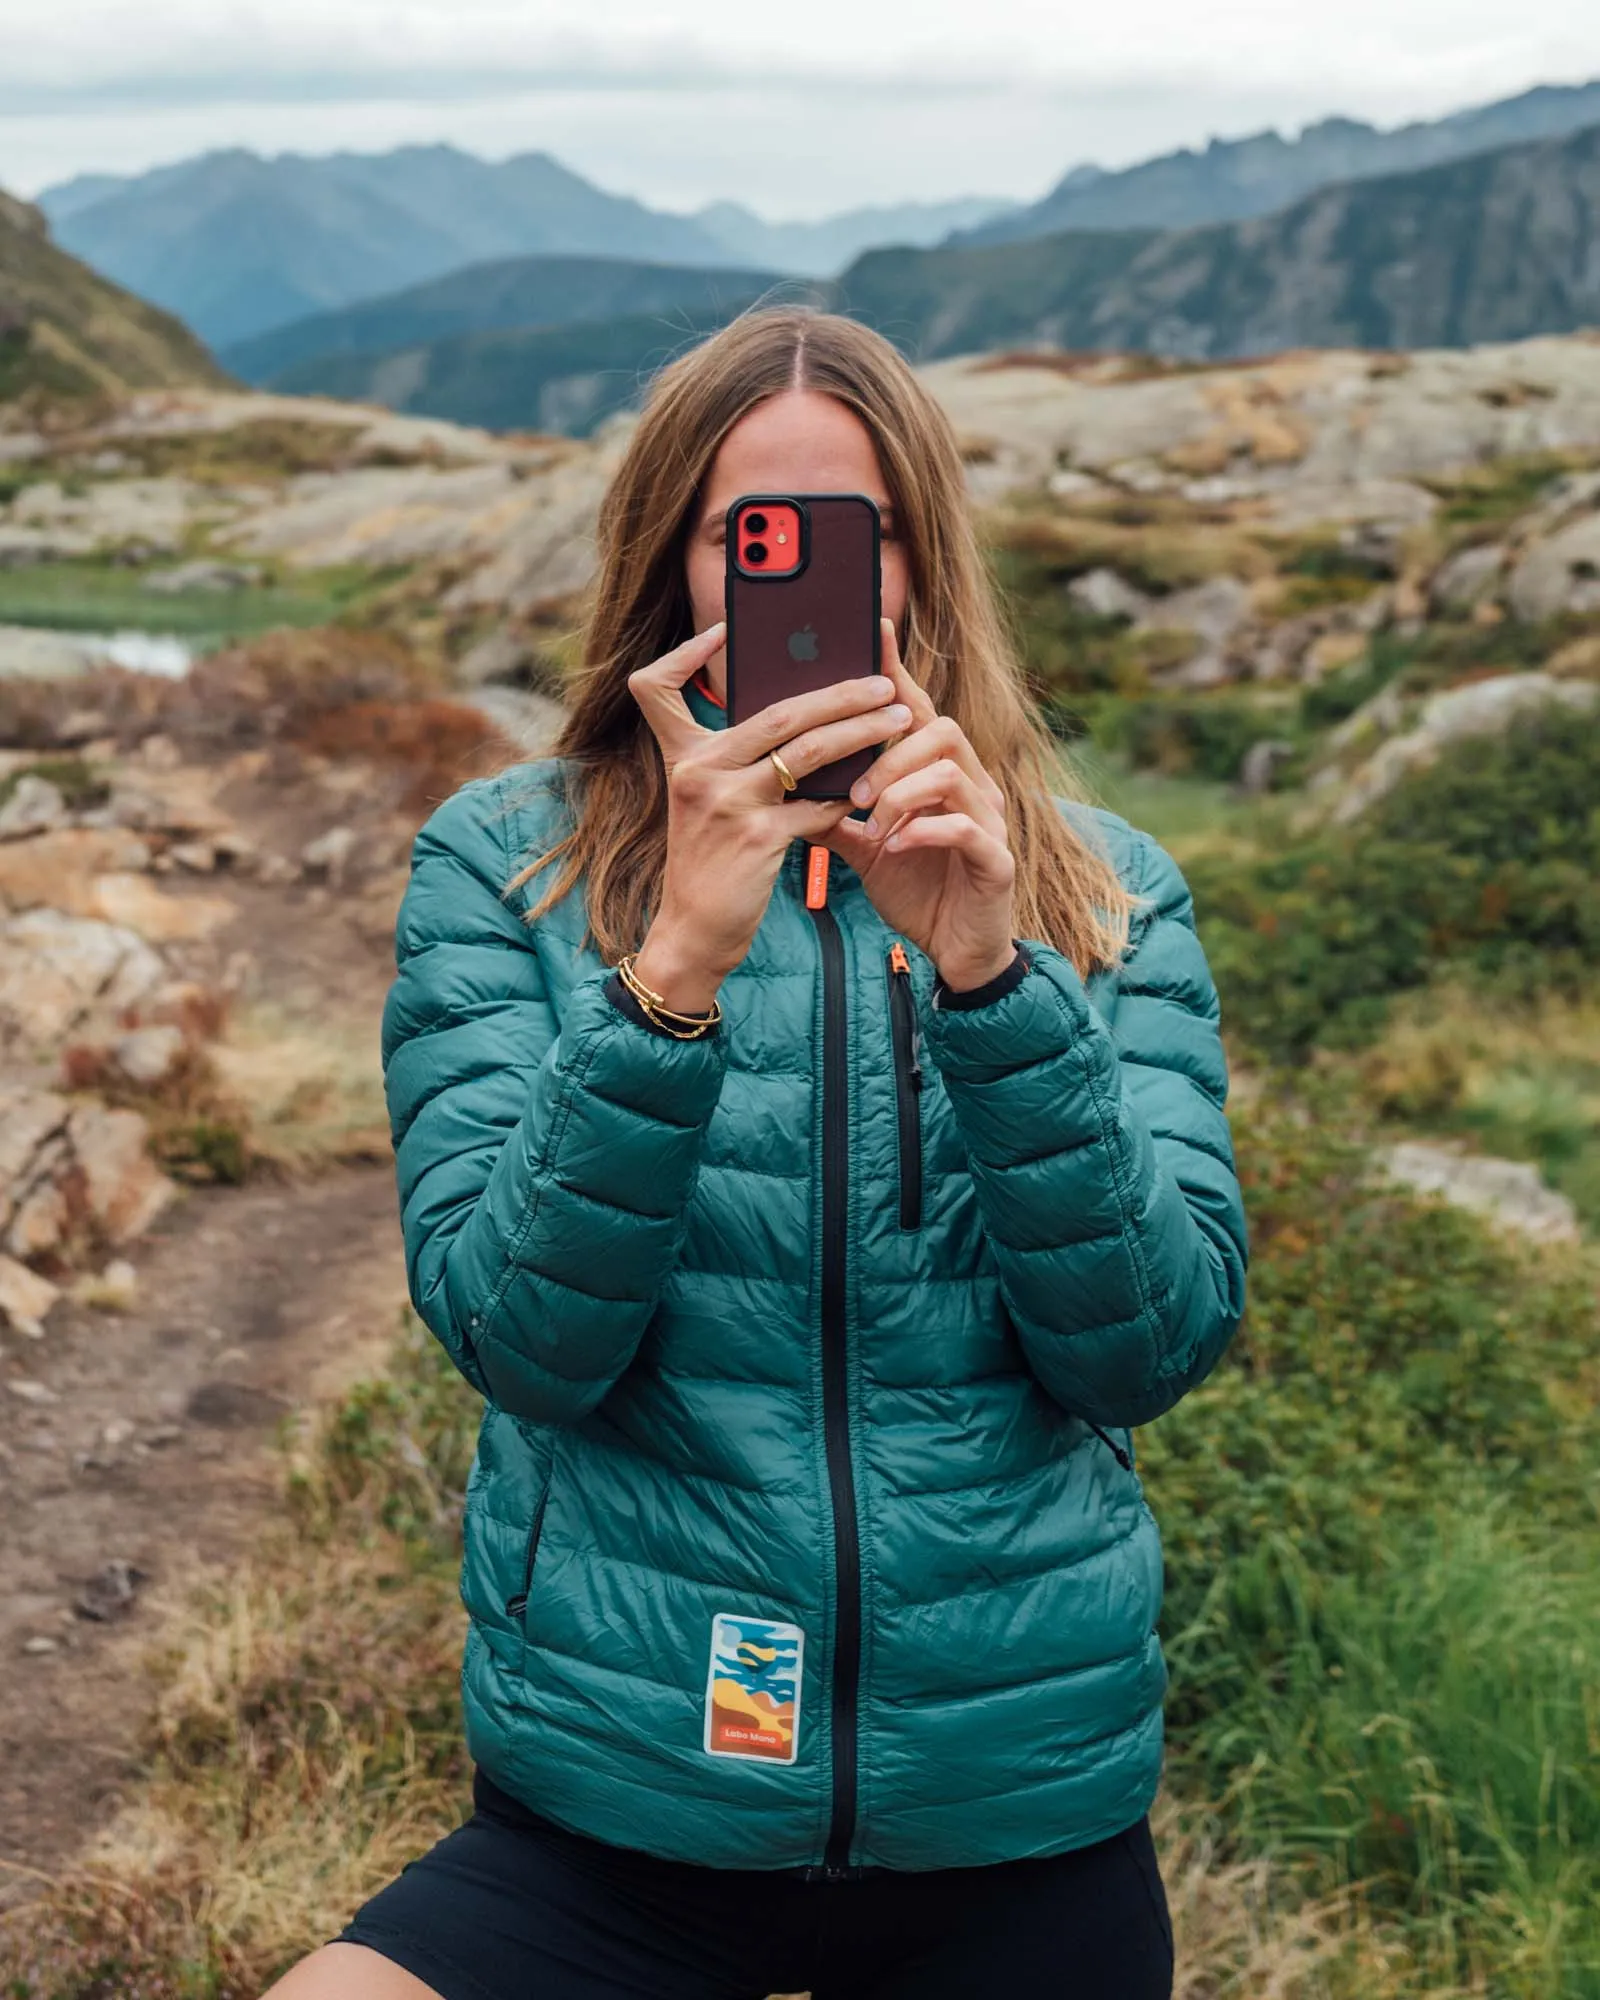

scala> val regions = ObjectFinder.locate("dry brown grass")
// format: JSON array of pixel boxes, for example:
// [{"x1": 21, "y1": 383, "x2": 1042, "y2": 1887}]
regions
[
  {"x1": 0, "y1": 627, "x2": 433, "y2": 757},
  {"x1": 209, "y1": 1002, "x2": 390, "y2": 1175},
  {"x1": 292, "y1": 696, "x2": 513, "y2": 813},
  {"x1": 0, "y1": 1314, "x2": 474, "y2": 1995},
  {"x1": 993, "y1": 504, "x2": 1276, "y2": 595},
  {"x1": 0, "y1": 1308, "x2": 1444, "y2": 2000}
]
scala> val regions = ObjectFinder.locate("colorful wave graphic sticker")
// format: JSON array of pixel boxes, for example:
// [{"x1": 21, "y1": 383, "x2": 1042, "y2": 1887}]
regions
[{"x1": 703, "y1": 1611, "x2": 804, "y2": 1764}]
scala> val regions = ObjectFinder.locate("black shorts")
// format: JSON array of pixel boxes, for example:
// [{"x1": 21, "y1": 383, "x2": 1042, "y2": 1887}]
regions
[{"x1": 332, "y1": 1768, "x2": 1174, "y2": 2000}]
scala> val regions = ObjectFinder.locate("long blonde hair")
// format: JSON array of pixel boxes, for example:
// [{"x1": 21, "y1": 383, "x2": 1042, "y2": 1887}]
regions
[{"x1": 508, "y1": 307, "x2": 1131, "y2": 974}]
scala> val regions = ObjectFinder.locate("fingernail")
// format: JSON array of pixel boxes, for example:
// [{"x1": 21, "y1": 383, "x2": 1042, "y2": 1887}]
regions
[
  {"x1": 865, "y1": 816, "x2": 880, "y2": 838},
  {"x1": 850, "y1": 778, "x2": 871, "y2": 804},
  {"x1": 887, "y1": 704, "x2": 911, "y2": 726},
  {"x1": 869, "y1": 675, "x2": 894, "y2": 695},
  {"x1": 886, "y1": 833, "x2": 902, "y2": 851}
]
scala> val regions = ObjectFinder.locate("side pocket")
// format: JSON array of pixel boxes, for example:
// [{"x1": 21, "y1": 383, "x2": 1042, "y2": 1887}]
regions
[
  {"x1": 886, "y1": 942, "x2": 924, "y2": 1230},
  {"x1": 505, "y1": 1446, "x2": 556, "y2": 1686}
]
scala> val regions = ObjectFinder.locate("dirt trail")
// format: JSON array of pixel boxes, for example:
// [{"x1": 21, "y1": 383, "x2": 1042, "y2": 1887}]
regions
[
  {"x1": 0, "y1": 705, "x2": 443, "y2": 1908},
  {"x1": 0, "y1": 1161, "x2": 408, "y2": 1905}
]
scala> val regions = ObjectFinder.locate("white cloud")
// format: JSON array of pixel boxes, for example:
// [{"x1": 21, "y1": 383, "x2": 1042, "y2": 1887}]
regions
[{"x1": 1, "y1": 0, "x2": 1597, "y2": 207}]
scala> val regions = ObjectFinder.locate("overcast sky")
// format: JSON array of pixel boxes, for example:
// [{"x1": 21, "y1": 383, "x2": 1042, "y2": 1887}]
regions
[{"x1": 2, "y1": 0, "x2": 1598, "y2": 212}]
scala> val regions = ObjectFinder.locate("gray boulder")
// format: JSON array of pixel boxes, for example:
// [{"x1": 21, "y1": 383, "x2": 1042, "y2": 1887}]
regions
[
  {"x1": 1067, "y1": 569, "x2": 1151, "y2": 622},
  {"x1": 1429, "y1": 541, "x2": 1505, "y2": 614},
  {"x1": 1509, "y1": 513, "x2": 1600, "y2": 621},
  {"x1": 1384, "y1": 1143, "x2": 1578, "y2": 1245}
]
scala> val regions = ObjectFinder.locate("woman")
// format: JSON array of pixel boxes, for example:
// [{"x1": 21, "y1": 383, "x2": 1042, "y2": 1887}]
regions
[{"x1": 270, "y1": 308, "x2": 1246, "y2": 2000}]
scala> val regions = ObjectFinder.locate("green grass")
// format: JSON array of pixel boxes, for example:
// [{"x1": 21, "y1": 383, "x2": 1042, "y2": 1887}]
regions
[
  {"x1": 1452, "y1": 1070, "x2": 1600, "y2": 1227},
  {"x1": 1423, "y1": 453, "x2": 1582, "y2": 534},
  {"x1": 1064, "y1": 737, "x2": 1254, "y2": 849},
  {"x1": 0, "y1": 560, "x2": 390, "y2": 641},
  {"x1": 1169, "y1": 1505, "x2": 1600, "y2": 1995},
  {"x1": 0, "y1": 755, "x2": 110, "y2": 814},
  {"x1": 1144, "y1": 1090, "x2": 1600, "y2": 1997},
  {"x1": 1359, "y1": 991, "x2": 1600, "y2": 1232}
]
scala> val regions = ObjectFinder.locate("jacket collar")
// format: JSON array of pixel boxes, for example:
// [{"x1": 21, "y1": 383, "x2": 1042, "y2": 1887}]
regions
[{"x1": 684, "y1": 669, "x2": 728, "y2": 733}]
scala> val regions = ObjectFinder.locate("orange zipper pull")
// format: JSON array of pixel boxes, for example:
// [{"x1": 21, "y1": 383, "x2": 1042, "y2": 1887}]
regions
[
  {"x1": 889, "y1": 940, "x2": 910, "y2": 976},
  {"x1": 805, "y1": 845, "x2": 830, "y2": 911}
]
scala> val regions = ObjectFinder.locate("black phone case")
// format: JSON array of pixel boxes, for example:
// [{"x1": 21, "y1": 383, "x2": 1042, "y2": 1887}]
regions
[{"x1": 724, "y1": 493, "x2": 883, "y2": 801}]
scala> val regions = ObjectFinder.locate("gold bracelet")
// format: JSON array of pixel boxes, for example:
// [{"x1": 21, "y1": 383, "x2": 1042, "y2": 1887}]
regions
[{"x1": 616, "y1": 953, "x2": 723, "y2": 1040}]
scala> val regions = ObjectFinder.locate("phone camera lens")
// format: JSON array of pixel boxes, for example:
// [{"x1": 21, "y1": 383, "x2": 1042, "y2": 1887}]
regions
[
  {"x1": 745, "y1": 541, "x2": 769, "y2": 565},
  {"x1": 744, "y1": 511, "x2": 768, "y2": 535}
]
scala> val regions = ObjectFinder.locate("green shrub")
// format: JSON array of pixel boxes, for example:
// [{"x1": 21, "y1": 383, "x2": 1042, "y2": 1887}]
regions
[
  {"x1": 1358, "y1": 613, "x2": 1600, "y2": 704},
  {"x1": 1424, "y1": 453, "x2": 1577, "y2": 532},
  {"x1": 1275, "y1": 538, "x2": 1394, "y2": 614},
  {"x1": 1189, "y1": 707, "x2": 1600, "y2": 1060},
  {"x1": 1099, "y1": 692, "x2": 1303, "y2": 783}
]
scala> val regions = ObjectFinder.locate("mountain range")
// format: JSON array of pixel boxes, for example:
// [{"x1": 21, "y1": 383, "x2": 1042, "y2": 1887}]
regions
[
  {"x1": 37, "y1": 148, "x2": 1008, "y2": 349},
  {"x1": 836, "y1": 121, "x2": 1600, "y2": 362},
  {"x1": 0, "y1": 188, "x2": 225, "y2": 405},
  {"x1": 225, "y1": 117, "x2": 1600, "y2": 435},
  {"x1": 956, "y1": 77, "x2": 1600, "y2": 242}
]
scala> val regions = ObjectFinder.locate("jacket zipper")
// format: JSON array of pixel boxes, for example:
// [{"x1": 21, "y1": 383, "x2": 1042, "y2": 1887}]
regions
[
  {"x1": 885, "y1": 943, "x2": 924, "y2": 1230},
  {"x1": 810, "y1": 886, "x2": 863, "y2": 1879},
  {"x1": 505, "y1": 1485, "x2": 550, "y2": 1620}
]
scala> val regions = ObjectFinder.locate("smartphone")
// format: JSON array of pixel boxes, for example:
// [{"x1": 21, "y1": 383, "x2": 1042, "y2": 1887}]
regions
[{"x1": 724, "y1": 492, "x2": 882, "y2": 800}]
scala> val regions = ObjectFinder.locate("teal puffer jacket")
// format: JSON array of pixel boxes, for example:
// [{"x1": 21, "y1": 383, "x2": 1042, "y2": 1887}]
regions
[{"x1": 382, "y1": 725, "x2": 1246, "y2": 1876}]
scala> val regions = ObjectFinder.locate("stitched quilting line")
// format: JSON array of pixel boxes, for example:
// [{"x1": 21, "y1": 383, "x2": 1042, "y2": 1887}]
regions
[
  {"x1": 876, "y1": 1641, "x2": 1154, "y2": 1710},
  {"x1": 471, "y1": 1011, "x2": 627, "y2": 1349},
  {"x1": 890, "y1": 1521, "x2": 1145, "y2": 1610},
  {"x1": 1037, "y1": 957, "x2": 1172, "y2": 1383}
]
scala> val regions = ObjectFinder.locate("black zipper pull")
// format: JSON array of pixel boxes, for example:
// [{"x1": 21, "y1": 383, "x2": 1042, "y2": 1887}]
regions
[{"x1": 1087, "y1": 1422, "x2": 1133, "y2": 1472}]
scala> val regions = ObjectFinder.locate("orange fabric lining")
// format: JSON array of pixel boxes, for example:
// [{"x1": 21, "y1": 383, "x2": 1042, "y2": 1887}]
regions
[{"x1": 690, "y1": 667, "x2": 726, "y2": 709}]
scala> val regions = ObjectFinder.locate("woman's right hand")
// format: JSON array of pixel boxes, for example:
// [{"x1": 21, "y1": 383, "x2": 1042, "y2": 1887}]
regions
[{"x1": 628, "y1": 621, "x2": 908, "y2": 1012}]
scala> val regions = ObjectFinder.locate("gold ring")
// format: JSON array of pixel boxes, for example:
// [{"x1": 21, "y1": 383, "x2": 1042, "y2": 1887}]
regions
[{"x1": 769, "y1": 749, "x2": 798, "y2": 795}]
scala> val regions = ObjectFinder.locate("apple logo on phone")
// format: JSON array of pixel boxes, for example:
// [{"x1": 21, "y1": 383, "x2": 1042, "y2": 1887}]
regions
[{"x1": 787, "y1": 626, "x2": 820, "y2": 664}]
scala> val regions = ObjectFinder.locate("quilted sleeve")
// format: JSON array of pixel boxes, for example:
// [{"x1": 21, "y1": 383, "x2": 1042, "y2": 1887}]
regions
[
  {"x1": 921, "y1": 833, "x2": 1247, "y2": 1429},
  {"x1": 381, "y1": 775, "x2": 727, "y2": 1425}
]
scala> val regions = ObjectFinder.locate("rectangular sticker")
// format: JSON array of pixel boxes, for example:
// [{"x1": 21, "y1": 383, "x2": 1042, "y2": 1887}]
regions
[{"x1": 704, "y1": 1611, "x2": 804, "y2": 1764}]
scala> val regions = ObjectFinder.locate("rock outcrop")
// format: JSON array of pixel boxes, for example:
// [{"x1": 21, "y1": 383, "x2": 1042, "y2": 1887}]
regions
[{"x1": 1323, "y1": 673, "x2": 1599, "y2": 822}]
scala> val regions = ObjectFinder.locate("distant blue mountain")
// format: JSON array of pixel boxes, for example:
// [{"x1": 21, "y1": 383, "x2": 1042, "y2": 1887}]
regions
[
  {"x1": 223, "y1": 252, "x2": 799, "y2": 388},
  {"x1": 36, "y1": 145, "x2": 1010, "y2": 350}
]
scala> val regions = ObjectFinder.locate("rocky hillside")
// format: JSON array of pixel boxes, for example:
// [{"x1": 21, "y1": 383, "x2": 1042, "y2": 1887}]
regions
[
  {"x1": 0, "y1": 189, "x2": 226, "y2": 407},
  {"x1": 839, "y1": 122, "x2": 1600, "y2": 362},
  {"x1": 958, "y1": 77, "x2": 1600, "y2": 243}
]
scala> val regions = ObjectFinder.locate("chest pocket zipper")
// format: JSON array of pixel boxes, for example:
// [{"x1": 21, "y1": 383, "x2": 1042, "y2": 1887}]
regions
[{"x1": 886, "y1": 943, "x2": 924, "y2": 1230}]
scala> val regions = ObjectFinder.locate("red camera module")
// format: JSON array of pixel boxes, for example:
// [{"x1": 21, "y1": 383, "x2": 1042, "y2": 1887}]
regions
[{"x1": 736, "y1": 500, "x2": 802, "y2": 576}]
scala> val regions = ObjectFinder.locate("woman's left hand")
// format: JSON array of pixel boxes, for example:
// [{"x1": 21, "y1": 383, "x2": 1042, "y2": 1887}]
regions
[{"x1": 824, "y1": 619, "x2": 1018, "y2": 992}]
